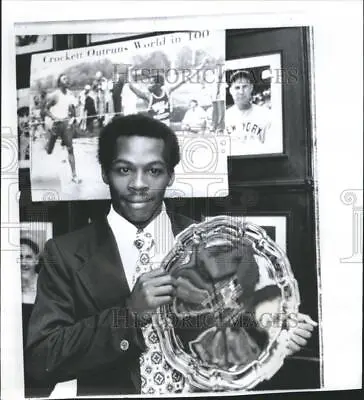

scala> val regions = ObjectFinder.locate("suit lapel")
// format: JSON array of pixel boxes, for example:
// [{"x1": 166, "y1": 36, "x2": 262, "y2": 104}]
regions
[
  {"x1": 76, "y1": 219, "x2": 131, "y2": 310},
  {"x1": 167, "y1": 210, "x2": 196, "y2": 237},
  {"x1": 75, "y1": 212, "x2": 195, "y2": 310}
]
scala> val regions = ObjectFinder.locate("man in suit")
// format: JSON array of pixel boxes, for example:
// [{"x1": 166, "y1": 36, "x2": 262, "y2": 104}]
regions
[{"x1": 26, "y1": 114, "x2": 316, "y2": 395}]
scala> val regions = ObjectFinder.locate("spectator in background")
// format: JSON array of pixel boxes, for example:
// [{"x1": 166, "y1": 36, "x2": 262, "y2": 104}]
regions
[
  {"x1": 31, "y1": 95, "x2": 42, "y2": 141},
  {"x1": 181, "y1": 99, "x2": 207, "y2": 133},
  {"x1": 17, "y1": 106, "x2": 30, "y2": 162},
  {"x1": 93, "y1": 71, "x2": 112, "y2": 126},
  {"x1": 112, "y1": 72, "x2": 125, "y2": 117},
  {"x1": 39, "y1": 90, "x2": 48, "y2": 127},
  {"x1": 84, "y1": 84, "x2": 97, "y2": 134}
]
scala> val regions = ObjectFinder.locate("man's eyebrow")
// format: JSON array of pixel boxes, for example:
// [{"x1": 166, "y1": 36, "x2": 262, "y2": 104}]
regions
[{"x1": 111, "y1": 159, "x2": 167, "y2": 166}]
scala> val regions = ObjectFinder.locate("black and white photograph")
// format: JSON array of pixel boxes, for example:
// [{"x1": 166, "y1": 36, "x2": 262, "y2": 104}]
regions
[
  {"x1": 16, "y1": 35, "x2": 53, "y2": 55},
  {"x1": 11, "y1": 27, "x2": 321, "y2": 399},
  {"x1": 29, "y1": 30, "x2": 227, "y2": 201},
  {"x1": 17, "y1": 88, "x2": 47, "y2": 169},
  {"x1": 17, "y1": 88, "x2": 31, "y2": 169},
  {"x1": 225, "y1": 53, "x2": 283, "y2": 156},
  {"x1": 20, "y1": 223, "x2": 78, "y2": 398},
  {"x1": 15, "y1": 28, "x2": 320, "y2": 398},
  {"x1": 2, "y1": 3, "x2": 363, "y2": 400},
  {"x1": 20, "y1": 222, "x2": 52, "y2": 305},
  {"x1": 20, "y1": 222, "x2": 53, "y2": 396}
]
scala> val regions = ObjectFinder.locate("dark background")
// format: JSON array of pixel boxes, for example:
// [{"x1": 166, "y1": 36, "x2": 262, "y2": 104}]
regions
[{"x1": 17, "y1": 28, "x2": 320, "y2": 392}]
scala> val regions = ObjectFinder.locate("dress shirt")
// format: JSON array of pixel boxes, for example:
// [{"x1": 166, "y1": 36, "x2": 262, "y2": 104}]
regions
[{"x1": 107, "y1": 203, "x2": 175, "y2": 290}]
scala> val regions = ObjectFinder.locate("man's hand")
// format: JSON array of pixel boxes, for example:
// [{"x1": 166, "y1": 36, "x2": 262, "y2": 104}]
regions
[
  {"x1": 286, "y1": 313, "x2": 318, "y2": 355},
  {"x1": 175, "y1": 276, "x2": 210, "y2": 304},
  {"x1": 126, "y1": 267, "x2": 176, "y2": 322}
]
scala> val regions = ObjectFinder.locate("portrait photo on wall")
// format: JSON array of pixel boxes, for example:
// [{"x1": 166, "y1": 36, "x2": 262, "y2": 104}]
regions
[
  {"x1": 16, "y1": 35, "x2": 53, "y2": 55},
  {"x1": 17, "y1": 88, "x2": 31, "y2": 169},
  {"x1": 20, "y1": 222, "x2": 53, "y2": 340},
  {"x1": 17, "y1": 88, "x2": 48, "y2": 169},
  {"x1": 225, "y1": 53, "x2": 283, "y2": 157},
  {"x1": 29, "y1": 30, "x2": 228, "y2": 201},
  {"x1": 19, "y1": 222, "x2": 78, "y2": 397}
]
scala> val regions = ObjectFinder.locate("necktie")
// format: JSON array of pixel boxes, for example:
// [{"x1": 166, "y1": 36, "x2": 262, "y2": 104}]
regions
[{"x1": 132, "y1": 229, "x2": 184, "y2": 395}]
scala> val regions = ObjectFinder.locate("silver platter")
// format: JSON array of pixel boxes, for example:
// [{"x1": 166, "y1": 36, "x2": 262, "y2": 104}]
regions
[{"x1": 153, "y1": 215, "x2": 300, "y2": 391}]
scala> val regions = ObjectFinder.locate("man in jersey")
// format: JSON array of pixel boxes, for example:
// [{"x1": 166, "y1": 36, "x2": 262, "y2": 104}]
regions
[
  {"x1": 225, "y1": 70, "x2": 272, "y2": 153},
  {"x1": 127, "y1": 57, "x2": 209, "y2": 126},
  {"x1": 44, "y1": 73, "x2": 81, "y2": 184}
]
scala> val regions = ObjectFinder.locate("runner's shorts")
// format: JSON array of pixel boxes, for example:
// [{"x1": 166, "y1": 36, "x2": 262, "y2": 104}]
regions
[{"x1": 46, "y1": 121, "x2": 73, "y2": 154}]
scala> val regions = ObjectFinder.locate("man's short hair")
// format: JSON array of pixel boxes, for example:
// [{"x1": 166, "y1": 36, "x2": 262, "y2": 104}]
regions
[
  {"x1": 57, "y1": 73, "x2": 67, "y2": 87},
  {"x1": 20, "y1": 237, "x2": 40, "y2": 273},
  {"x1": 20, "y1": 237, "x2": 40, "y2": 255},
  {"x1": 17, "y1": 106, "x2": 30, "y2": 117},
  {"x1": 152, "y1": 74, "x2": 165, "y2": 86},
  {"x1": 229, "y1": 70, "x2": 254, "y2": 86},
  {"x1": 98, "y1": 114, "x2": 180, "y2": 174}
]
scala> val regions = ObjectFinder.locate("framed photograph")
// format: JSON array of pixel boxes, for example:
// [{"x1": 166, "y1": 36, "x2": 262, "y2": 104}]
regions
[
  {"x1": 225, "y1": 53, "x2": 283, "y2": 157},
  {"x1": 243, "y1": 215, "x2": 287, "y2": 252},
  {"x1": 203, "y1": 214, "x2": 286, "y2": 252},
  {"x1": 20, "y1": 221, "x2": 53, "y2": 255},
  {"x1": 16, "y1": 35, "x2": 53, "y2": 55},
  {"x1": 87, "y1": 33, "x2": 147, "y2": 44},
  {"x1": 226, "y1": 28, "x2": 313, "y2": 185},
  {"x1": 19, "y1": 221, "x2": 52, "y2": 302},
  {"x1": 29, "y1": 30, "x2": 227, "y2": 201},
  {"x1": 17, "y1": 88, "x2": 31, "y2": 169}
]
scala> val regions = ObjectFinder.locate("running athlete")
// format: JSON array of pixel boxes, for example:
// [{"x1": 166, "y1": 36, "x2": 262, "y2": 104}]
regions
[
  {"x1": 127, "y1": 57, "x2": 209, "y2": 126},
  {"x1": 44, "y1": 73, "x2": 81, "y2": 183}
]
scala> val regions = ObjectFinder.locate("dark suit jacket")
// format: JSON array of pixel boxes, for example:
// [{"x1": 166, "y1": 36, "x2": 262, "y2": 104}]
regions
[{"x1": 25, "y1": 211, "x2": 194, "y2": 396}]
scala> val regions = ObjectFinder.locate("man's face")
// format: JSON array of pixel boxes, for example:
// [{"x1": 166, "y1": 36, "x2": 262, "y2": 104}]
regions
[
  {"x1": 18, "y1": 113, "x2": 29, "y2": 133},
  {"x1": 189, "y1": 101, "x2": 197, "y2": 110},
  {"x1": 148, "y1": 77, "x2": 162, "y2": 94},
  {"x1": 229, "y1": 77, "x2": 253, "y2": 109},
  {"x1": 59, "y1": 75, "x2": 70, "y2": 89},
  {"x1": 102, "y1": 135, "x2": 175, "y2": 227},
  {"x1": 20, "y1": 243, "x2": 38, "y2": 281}
]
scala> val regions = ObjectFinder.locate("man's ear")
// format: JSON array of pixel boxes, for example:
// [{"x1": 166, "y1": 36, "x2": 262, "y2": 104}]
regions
[
  {"x1": 168, "y1": 171, "x2": 175, "y2": 187},
  {"x1": 101, "y1": 168, "x2": 109, "y2": 185}
]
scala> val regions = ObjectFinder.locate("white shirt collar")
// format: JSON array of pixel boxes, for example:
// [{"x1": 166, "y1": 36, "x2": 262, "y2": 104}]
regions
[
  {"x1": 107, "y1": 202, "x2": 168, "y2": 236},
  {"x1": 107, "y1": 202, "x2": 174, "y2": 290}
]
